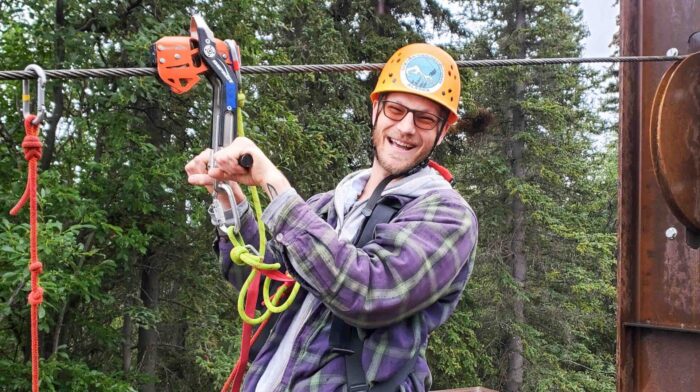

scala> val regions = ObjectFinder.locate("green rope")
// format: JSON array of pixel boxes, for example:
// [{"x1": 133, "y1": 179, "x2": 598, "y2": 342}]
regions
[{"x1": 226, "y1": 92, "x2": 301, "y2": 325}]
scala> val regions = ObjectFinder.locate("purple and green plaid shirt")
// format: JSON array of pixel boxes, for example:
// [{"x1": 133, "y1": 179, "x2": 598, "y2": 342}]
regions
[{"x1": 218, "y1": 185, "x2": 477, "y2": 391}]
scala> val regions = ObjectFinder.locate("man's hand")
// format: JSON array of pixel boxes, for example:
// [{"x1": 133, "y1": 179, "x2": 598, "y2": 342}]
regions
[
  {"x1": 209, "y1": 137, "x2": 291, "y2": 200},
  {"x1": 185, "y1": 148, "x2": 246, "y2": 209}
]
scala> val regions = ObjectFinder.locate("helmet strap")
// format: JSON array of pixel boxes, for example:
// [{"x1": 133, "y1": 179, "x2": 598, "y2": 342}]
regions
[{"x1": 371, "y1": 94, "x2": 384, "y2": 128}]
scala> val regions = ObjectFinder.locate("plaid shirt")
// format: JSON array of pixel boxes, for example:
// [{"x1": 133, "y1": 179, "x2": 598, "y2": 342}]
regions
[{"x1": 218, "y1": 185, "x2": 477, "y2": 392}]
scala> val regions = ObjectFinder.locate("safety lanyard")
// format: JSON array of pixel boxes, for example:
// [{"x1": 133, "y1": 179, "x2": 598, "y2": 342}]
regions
[{"x1": 154, "y1": 15, "x2": 300, "y2": 392}]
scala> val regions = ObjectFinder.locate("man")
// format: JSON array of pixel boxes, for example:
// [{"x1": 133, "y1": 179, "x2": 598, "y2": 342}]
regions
[{"x1": 186, "y1": 43, "x2": 477, "y2": 392}]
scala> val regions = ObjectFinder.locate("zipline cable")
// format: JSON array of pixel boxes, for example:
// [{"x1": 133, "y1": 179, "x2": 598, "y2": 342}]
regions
[{"x1": 0, "y1": 55, "x2": 685, "y2": 80}]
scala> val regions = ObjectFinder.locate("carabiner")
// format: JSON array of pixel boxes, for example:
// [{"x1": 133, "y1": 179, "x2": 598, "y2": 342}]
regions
[
  {"x1": 22, "y1": 64, "x2": 47, "y2": 125},
  {"x1": 208, "y1": 182, "x2": 241, "y2": 233}
]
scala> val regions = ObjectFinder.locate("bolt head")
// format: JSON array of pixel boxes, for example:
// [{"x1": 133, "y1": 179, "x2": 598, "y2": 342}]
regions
[
  {"x1": 665, "y1": 227, "x2": 678, "y2": 240},
  {"x1": 203, "y1": 45, "x2": 216, "y2": 58},
  {"x1": 174, "y1": 54, "x2": 181, "y2": 60},
  {"x1": 666, "y1": 47, "x2": 679, "y2": 56},
  {"x1": 159, "y1": 58, "x2": 166, "y2": 64}
]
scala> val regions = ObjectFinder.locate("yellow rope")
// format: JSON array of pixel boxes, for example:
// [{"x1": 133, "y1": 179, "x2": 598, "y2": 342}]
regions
[{"x1": 227, "y1": 92, "x2": 301, "y2": 325}]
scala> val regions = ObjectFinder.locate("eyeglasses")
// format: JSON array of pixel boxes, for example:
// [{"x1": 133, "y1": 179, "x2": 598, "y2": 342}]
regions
[{"x1": 380, "y1": 100, "x2": 445, "y2": 131}]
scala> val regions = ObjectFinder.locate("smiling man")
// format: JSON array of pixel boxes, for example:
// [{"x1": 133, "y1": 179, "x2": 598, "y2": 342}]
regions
[{"x1": 186, "y1": 43, "x2": 478, "y2": 392}]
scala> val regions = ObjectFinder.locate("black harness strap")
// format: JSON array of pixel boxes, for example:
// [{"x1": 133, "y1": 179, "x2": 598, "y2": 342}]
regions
[
  {"x1": 330, "y1": 194, "x2": 418, "y2": 392},
  {"x1": 227, "y1": 172, "x2": 426, "y2": 389}
]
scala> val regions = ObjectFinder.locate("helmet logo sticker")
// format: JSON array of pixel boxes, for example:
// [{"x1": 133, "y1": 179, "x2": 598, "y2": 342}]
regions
[{"x1": 400, "y1": 54, "x2": 444, "y2": 93}]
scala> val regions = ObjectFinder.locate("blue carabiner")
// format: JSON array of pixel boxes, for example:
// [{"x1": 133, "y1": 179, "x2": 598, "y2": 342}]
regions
[{"x1": 22, "y1": 64, "x2": 47, "y2": 125}]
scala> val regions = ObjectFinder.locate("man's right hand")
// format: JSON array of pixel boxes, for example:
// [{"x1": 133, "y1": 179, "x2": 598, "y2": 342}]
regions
[{"x1": 185, "y1": 149, "x2": 247, "y2": 209}]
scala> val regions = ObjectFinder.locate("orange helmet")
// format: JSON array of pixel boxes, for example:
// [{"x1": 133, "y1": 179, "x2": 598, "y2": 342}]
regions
[{"x1": 371, "y1": 43, "x2": 461, "y2": 125}]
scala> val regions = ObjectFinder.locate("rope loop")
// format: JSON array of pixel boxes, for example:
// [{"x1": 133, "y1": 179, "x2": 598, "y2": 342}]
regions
[{"x1": 23, "y1": 115, "x2": 40, "y2": 136}]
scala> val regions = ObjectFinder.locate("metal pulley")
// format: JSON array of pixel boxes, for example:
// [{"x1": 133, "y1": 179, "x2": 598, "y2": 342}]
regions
[
  {"x1": 153, "y1": 15, "x2": 253, "y2": 233},
  {"x1": 650, "y1": 51, "x2": 700, "y2": 243}
]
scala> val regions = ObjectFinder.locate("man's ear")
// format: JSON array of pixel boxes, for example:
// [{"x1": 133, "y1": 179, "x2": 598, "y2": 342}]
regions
[{"x1": 436, "y1": 124, "x2": 450, "y2": 145}]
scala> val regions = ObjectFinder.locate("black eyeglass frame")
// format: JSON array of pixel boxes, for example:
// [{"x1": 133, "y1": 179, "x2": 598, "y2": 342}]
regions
[{"x1": 378, "y1": 99, "x2": 446, "y2": 131}]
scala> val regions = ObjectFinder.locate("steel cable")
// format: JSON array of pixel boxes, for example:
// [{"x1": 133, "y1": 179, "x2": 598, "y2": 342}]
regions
[{"x1": 0, "y1": 55, "x2": 685, "y2": 81}]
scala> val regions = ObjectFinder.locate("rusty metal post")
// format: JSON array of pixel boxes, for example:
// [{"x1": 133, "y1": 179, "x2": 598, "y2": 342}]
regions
[{"x1": 619, "y1": 1, "x2": 700, "y2": 391}]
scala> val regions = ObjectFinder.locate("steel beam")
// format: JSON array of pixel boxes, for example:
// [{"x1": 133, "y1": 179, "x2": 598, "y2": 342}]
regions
[{"x1": 619, "y1": 1, "x2": 700, "y2": 390}]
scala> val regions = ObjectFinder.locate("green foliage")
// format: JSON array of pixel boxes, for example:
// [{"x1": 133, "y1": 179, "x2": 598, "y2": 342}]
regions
[
  {"x1": 1, "y1": 0, "x2": 617, "y2": 390},
  {"x1": 441, "y1": 1, "x2": 618, "y2": 390},
  {"x1": 428, "y1": 297, "x2": 497, "y2": 389}
]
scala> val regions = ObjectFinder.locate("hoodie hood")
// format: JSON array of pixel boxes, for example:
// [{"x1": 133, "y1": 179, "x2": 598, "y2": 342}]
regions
[{"x1": 332, "y1": 166, "x2": 453, "y2": 242}]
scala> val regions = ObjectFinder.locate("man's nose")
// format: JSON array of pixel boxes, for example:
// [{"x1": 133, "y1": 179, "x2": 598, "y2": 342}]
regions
[{"x1": 396, "y1": 112, "x2": 416, "y2": 134}]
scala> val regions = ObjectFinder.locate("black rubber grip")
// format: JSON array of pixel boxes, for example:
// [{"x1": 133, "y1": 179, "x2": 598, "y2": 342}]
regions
[{"x1": 238, "y1": 154, "x2": 254, "y2": 168}]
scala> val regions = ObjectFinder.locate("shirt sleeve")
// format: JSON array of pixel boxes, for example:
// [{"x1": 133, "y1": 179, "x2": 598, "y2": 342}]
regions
[
  {"x1": 216, "y1": 189, "x2": 322, "y2": 288},
  {"x1": 262, "y1": 188, "x2": 478, "y2": 329}
]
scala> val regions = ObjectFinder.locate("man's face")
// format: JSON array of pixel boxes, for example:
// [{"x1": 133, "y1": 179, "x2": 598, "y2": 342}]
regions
[{"x1": 371, "y1": 92, "x2": 447, "y2": 176}]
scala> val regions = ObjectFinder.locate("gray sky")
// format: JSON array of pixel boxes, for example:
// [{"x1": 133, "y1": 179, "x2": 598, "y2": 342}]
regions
[{"x1": 579, "y1": 0, "x2": 619, "y2": 57}]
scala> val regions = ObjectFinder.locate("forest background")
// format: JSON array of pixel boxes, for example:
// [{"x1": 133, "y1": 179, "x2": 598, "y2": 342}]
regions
[{"x1": 0, "y1": 0, "x2": 619, "y2": 391}]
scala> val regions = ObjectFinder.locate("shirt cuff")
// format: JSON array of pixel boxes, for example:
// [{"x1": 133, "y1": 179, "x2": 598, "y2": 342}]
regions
[
  {"x1": 236, "y1": 199, "x2": 251, "y2": 222},
  {"x1": 261, "y1": 187, "x2": 302, "y2": 230}
]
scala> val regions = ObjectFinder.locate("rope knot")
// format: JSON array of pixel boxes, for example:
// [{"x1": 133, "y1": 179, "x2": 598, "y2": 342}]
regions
[
  {"x1": 21, "y1": 135, "x2": 42, "y2": 161},
  {"x1": 30, "y1": 261, "x2": 43, "y2": 274},
  {"x1": 28, "y1": 287, "x2": 44, "y2": 305},
  {"x1": 230, "y1": 246, "x2": 248, "y2": 266}
]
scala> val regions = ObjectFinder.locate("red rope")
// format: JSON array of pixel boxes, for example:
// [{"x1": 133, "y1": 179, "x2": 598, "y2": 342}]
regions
[
  {"x1": 220, "y1": 279, "x2": 295, "y2": 392},
  {"x1": 221, "y1": 270, "x2": 261, "y2": 392},
  {"x1": 10, "y1": 115, "x2": 44, "y2": 392}
]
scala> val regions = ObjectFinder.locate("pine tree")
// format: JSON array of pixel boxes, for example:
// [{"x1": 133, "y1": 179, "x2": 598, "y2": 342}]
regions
[{"x1": 441, "y1": 0, "x2": 617, "y2": 390}]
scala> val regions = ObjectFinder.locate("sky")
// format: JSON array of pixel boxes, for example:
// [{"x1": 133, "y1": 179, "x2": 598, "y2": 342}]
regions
[
  {"x1": 578, "y1": 0, "x2": 619, "y2": 140},
  {"x1": 437, "y1": 0, "x2": 619, "y2": 57},
  {"x1": 579, "y1": 0, "x2": 619, "y2": 58}
]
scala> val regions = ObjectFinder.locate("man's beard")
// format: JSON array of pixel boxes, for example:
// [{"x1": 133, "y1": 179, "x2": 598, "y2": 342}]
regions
[{"x1": 371, "y1": 127, "x2": 433, "y2": 175}]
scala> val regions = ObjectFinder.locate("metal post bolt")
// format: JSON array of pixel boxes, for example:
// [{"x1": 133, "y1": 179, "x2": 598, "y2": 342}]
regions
[{"x1": 665, "y1": 227, "x2": 678, "y2": 240}]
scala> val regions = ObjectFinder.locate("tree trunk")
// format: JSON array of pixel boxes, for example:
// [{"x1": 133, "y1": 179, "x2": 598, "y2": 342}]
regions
[
  {"x1": 137, "y1": 257, "x2": 159, "y2": 392},
  {"x1": 41, "y1": 0, "x2": 65, "y2": 170},
  {"x1": 505, "y1": 2, "x2": 527, "y2": 391},
  {"x1": 135, "y1": 96, "x2": 168, "y2": 392},
  {"x1": 376, "y1": 0, "x2": 385, "y2": 15},
  {"x1": 122, "y1": 311, "x2": 133, "y2": 373}
]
